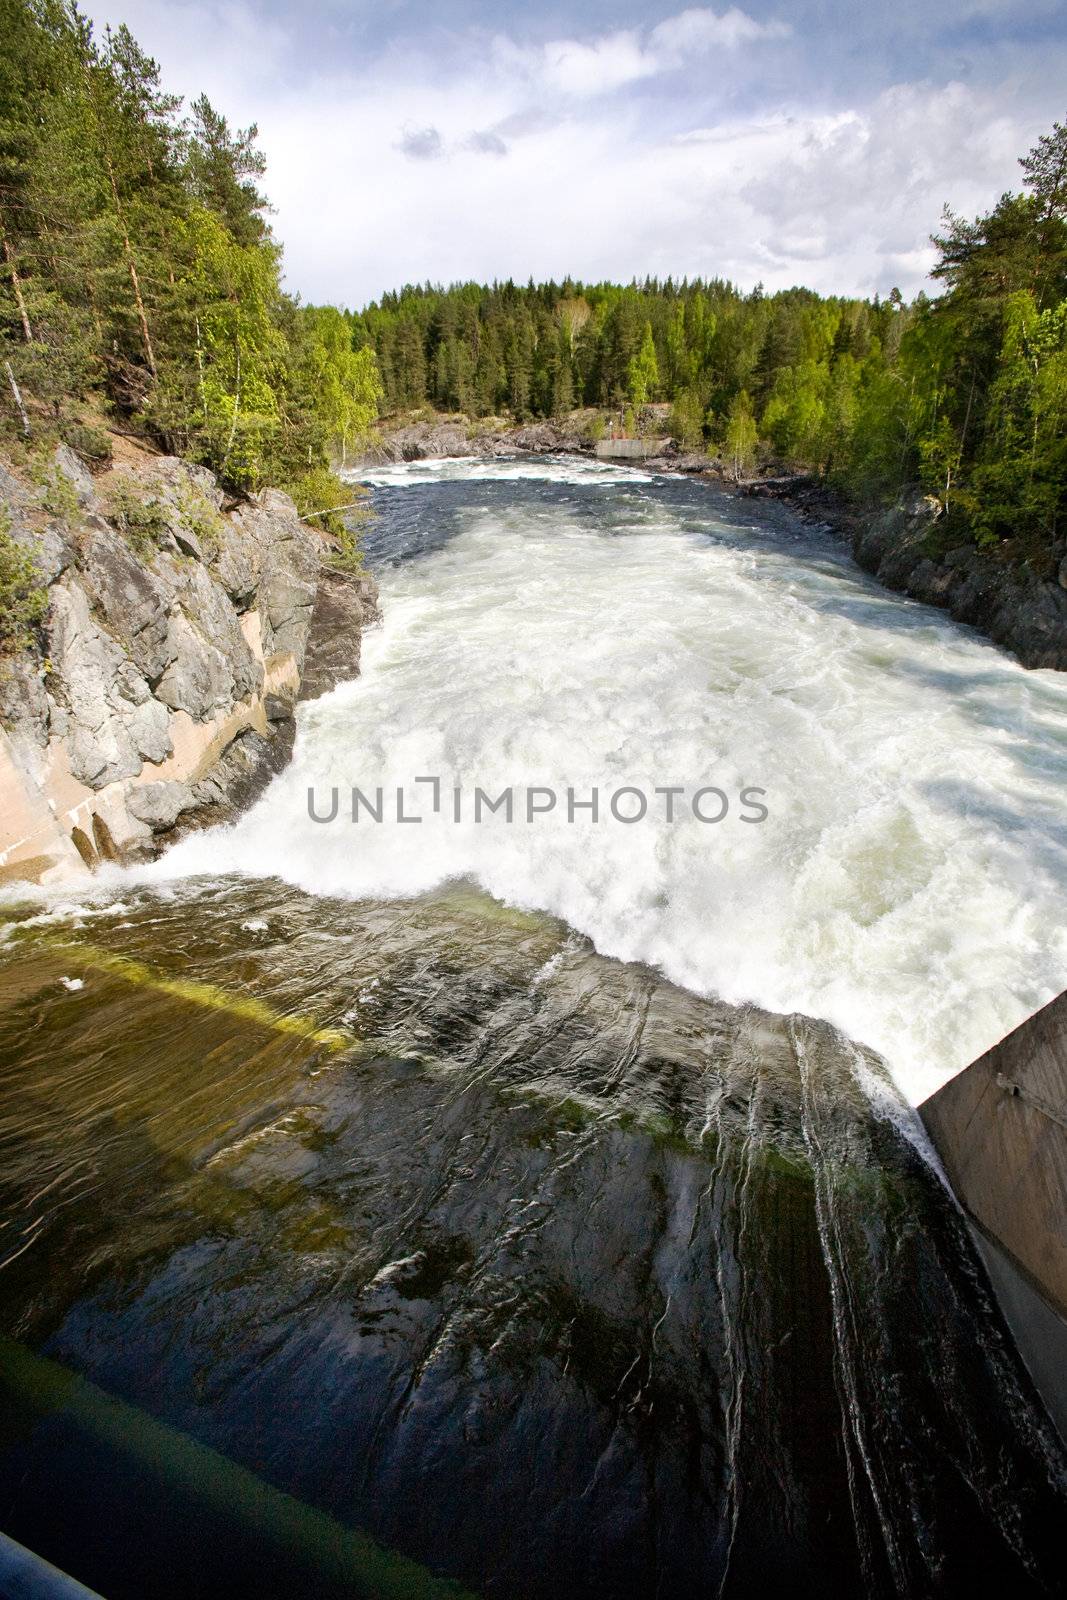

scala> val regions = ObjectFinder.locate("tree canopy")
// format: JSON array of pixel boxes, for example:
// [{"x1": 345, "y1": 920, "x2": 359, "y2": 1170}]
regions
[{"x1": 0, "y1": 0, "x2": 381, "y2": 492}]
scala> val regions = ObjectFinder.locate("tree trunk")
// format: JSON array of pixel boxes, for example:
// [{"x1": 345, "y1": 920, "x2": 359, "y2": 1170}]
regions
[
  {"x1": 103, "y1": 154, "x2": 156, "y2": 376},
  {"x1": 0, "y1": 223, "x2": 33, "y2": 343},
  {"x1": 5, "y1": 360, "x2": 31, "y2": 436}
]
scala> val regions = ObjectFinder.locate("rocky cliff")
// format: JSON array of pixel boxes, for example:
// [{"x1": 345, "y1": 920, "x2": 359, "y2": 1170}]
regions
[
  {"x1": 0, "y1": 442, "x2": 378, "y2": 884},
  {"x1": 852, "y1": 499, "x2": 1067, "y2": 670}
]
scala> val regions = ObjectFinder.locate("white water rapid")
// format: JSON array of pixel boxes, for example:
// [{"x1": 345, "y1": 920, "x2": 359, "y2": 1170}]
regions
[{"x1": 154, "y1": 457, "x2": 1067, "y2": 1102}]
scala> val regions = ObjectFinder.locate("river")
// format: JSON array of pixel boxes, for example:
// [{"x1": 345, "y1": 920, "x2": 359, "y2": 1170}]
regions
[{"x1": 0, "y1": 457, "x2": 1065, "y2": 1598}]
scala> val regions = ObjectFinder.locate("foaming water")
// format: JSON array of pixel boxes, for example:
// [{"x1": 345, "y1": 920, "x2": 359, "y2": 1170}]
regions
[
  {"x1": 152, "y1": 457, "x2": 1067, "y2": 1102},
  {"x1": 357, "y1": 453, "x2": 655, "y2": 488}
]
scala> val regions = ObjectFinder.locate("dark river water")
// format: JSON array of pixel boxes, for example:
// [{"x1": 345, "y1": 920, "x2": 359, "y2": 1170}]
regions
[{"x1": 1, "y1": 460, "x2": 1065, "y2": 1598}]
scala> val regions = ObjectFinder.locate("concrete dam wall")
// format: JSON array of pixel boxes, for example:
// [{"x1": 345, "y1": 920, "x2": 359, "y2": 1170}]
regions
[{"x1": 921, "y1": 990, "x2": 1067, "y2": 1437}]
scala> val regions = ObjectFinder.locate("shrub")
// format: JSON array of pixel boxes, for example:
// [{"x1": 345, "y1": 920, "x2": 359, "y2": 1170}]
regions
[
  {"x1": 173, "y1": 483, "x2": 225, "y2": 557},
  {"x1": 286, "y1": 467, "x2": 371, "y2": 572},
  {"x1": 0, "y1": 513, "x2": 48, "y2": 654},
  {"x1": 60, "y1": 422, "x2": 113, "y2": 468},
  {"x1": 105, "y1": 479, "x2": 171, "y2": 556},
  {"x1": 30, "y1": 456, "x2": 79, "y2": 521}
]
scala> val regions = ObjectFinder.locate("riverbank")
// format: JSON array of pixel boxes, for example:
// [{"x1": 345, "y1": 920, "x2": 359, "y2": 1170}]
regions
[{"x1": 0, "y1": 437, "x2": 378, "y2": 885}]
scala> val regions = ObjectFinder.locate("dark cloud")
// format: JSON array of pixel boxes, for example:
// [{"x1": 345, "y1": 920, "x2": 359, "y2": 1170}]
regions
[
  {"x1": 492, "y1": 107, "x2": 558, "y2": 139},
  {"x1": 398, "y1": 124, "x2": 444, "y2": 159},
  {"x1": 467, "y1": 128, "x2": 509, "y2": 155}
]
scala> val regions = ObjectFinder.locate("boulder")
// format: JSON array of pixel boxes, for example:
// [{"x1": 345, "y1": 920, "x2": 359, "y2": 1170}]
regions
[{"x1": 125, "y1": 779, "x2": 196, "y2": 831}]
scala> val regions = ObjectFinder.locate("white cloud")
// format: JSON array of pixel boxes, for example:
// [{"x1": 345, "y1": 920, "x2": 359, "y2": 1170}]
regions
[
  {"x1": 539, "y1": 32, "x2": 652, "y2": 97},
  {"x1": 506, "y1": 6, "x2": 791, "y2": 100},
  {"x1": 650, "y1": 6, "x2": 791, "y2": 56},
  {"x1": 83, "y1": 1, "x2": 1061, "y2": 307}
]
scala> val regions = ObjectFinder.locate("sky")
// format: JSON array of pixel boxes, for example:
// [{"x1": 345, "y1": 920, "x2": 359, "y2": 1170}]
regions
[{"x1": 86, "y1": 0, "x2": 1067, "y2": 308}]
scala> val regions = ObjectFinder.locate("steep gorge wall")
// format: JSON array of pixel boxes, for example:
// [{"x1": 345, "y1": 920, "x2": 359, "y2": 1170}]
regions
[{"x1": 0, "y1": 445, "x2": 377, "y2": 884}]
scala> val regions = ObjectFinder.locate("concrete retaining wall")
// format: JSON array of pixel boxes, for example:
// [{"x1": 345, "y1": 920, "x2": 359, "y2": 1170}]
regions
[
  {"x1": 593, "y1": 439, "x2": 666, "y2": 461},
  {"x1": 921, "y1": 989, "x2": 1067, "y2": 1434}
]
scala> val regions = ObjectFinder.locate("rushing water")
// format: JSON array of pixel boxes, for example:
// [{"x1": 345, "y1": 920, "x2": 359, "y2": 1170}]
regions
[
  {"x1": 1, "y1": 458, "x2": 1066, "y2": 1599},
  {"x1": 166, "y1": 456, "x2": 1067, "y2": 1103}
]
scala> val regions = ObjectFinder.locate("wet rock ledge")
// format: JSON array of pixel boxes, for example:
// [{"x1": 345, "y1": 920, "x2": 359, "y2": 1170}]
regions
[{"x1": 0, "y1": 443, "x2": 378, "y2": 884}]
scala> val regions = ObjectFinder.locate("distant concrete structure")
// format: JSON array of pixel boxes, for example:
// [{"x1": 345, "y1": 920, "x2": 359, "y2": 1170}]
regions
[
  {"x1": 594, "y1": 438, "x2": 666, "y2": 461},
  {"x1": 922, "y1": 990, "x2": 1067, "y2": 1437}
]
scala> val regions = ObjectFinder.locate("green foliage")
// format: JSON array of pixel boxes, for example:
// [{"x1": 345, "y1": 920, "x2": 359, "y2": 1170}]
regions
[
  {"x1": 174, "y1": 482, "x2": 225, "y2": 554},
  {"x1": 0, "y1": 511, "x2": 47, "y2": 653},
  {"x1": 298, "y1": 307, "x2": 384, "y2": 465},
  {"x1": 0, "y1": 3, "x2": 1062, "y2": 572},
  {"x1": 60, "y1": 421, "x2": 113, "y2": 466},
  {"x1": 286, "y1": 466, "x2": 370, "y2": 573},
  {"x1": 30, "y1": 457, "x2": 79, "y2": 520},
  {"x1": 0, "y1": 0, "x2": 382, "y2": 492},
  {"x1": 627, "y1": 323, "x2": 659, "y2": 405},
  {"x1": 668, "y1": 388, "x2": 704, "y2": 448},
  {"x1": 723, "y1": 392, "x2": 758, "y2": 481},
  {"x1": 104, "y1": 478, "x2": 170, "y2": 555}
]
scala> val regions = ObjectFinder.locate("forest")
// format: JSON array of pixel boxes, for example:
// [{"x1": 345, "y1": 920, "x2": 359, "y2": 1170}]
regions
[
  {"x1": 0, "y1": 0, "x2": 381, "y2": 514},
  {"x1": 355, "y1": 128, "x2": 1067, "y2": 567},
  {"x1": 1, "y1": 0, "x2": 1065, "y2": 573}
]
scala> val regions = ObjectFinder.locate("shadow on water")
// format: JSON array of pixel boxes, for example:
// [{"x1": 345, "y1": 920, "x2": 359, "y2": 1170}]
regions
[{"x1": 0, "y1": 880, "x2": 1065, "y2": 1599}]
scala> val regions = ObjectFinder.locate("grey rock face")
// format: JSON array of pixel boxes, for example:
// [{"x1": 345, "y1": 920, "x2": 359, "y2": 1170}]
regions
[
  {"x1": 190, "y1": 563, "x2": 263, "y2": 703},
  {"x1": 0, "y1": 459, "x2": 74, "y2": 585},
  {"x1": 154, "y1": 610, "x2": 235, "y2": 720},
  {"x1": 852, "y1": 503, "x2": 1067, "y2": 671},
  {"x1": 253, "y1": 496, "x2": 320, "y2": 665},
  {"x1": 0, "y1": 658, "x2": 50, "y2": 749},
  {"x1": 369, "y1": 418, "x2": 589, "y2": 465},
  {"x1": 215, "y1": 508, "x2": 266, "y2": 607},
  {"x1": 53, "y1": 443, "x2": 97, "y2": 510},
  {"x1": 2, "y1": 445, "x2": 372, "y2": 872},
  {"x1": 380, "y1": 422, "x2": 476, "y2": 462},
  {"x1": 48, "y1": 582, "x2": 172, "y2": 787},
  {"x1": 299, "y1": 568, "x2": 380, "y2": 702},
  {"x1": 78, "y1": 520, "x2": 175, "y2": 682}
]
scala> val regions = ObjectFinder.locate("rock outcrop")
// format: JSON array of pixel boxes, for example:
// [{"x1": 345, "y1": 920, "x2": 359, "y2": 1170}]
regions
[
  {"x1": 853, "y1": 499, "x2": 1067, "y2": 670},
  {"x1": 367, "y1": 417, "x2": 590, "y2": 463},
  {"x1": 0, "y1": 444, "x2": 378, "y2": 884}
]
